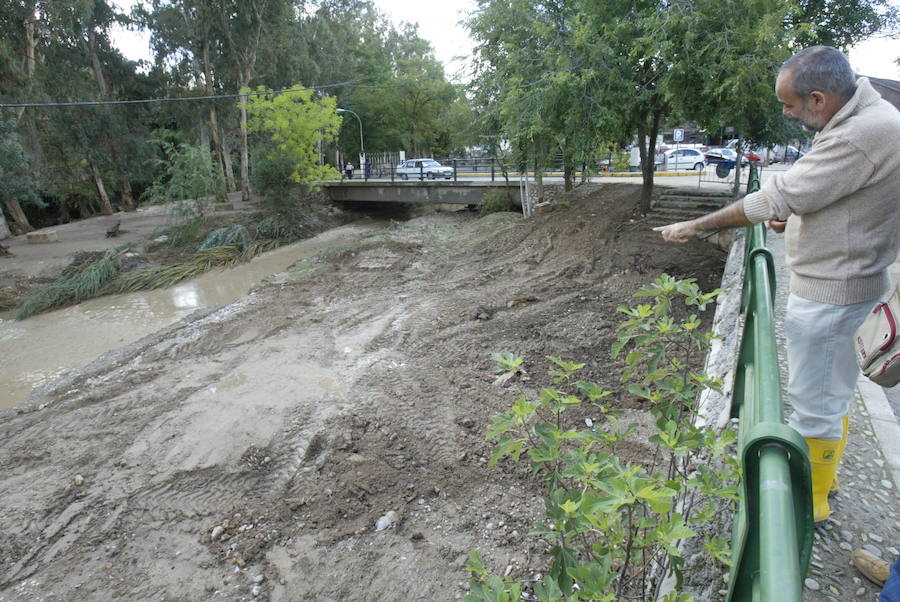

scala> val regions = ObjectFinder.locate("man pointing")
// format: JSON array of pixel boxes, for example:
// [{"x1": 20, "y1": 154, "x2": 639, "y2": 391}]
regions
[{"x1": 654, "y1": 45, "x2": 900, "y2": 522}]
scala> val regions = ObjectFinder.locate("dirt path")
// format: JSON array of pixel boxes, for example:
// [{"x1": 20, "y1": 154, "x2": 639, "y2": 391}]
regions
[{"x1": 0, "y1": 185, "x2": 726, "y2": 601}]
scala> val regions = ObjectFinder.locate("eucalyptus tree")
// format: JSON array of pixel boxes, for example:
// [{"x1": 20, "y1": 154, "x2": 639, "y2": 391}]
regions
[
  {"x1": 211, "y1": 0, "x2": 298, "y2": 201},
  {"x1": 0, "y1": 112, "x2": 42, "y2": 235},
  {"x1": 786, "y1": 0, "x2": 898, "y2": 50},
  {"x1": 0, "y1": 1, "x2": 44, "y2": 174},
  {"x1": 468, "y1": 0, "x2": 611, "y2": 196},
  {"x1": 35, "y1": 0, "x2": 137, "y2": 216},
  {"x1": 139, "y1": 0, "x2": 235, "y2": 191}
]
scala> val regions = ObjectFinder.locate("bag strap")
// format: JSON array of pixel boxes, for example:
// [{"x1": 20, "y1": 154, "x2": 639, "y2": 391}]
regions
[{"x1": 872, "y1": 302, "x2": 896, "y2": 352}]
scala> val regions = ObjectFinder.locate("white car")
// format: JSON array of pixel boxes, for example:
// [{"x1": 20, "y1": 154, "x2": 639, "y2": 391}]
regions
[
  {"x1": 661, "y1": 148, "x2": 706, "y2": 171},
  {"x1": 396, "y1": 159, "x2": 454, "y2": 180}
]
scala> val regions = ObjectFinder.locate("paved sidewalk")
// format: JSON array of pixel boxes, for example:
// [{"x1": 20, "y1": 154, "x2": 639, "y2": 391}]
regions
[{"x1": 766, "y1": 232, "x2": 900, "y2": 601}]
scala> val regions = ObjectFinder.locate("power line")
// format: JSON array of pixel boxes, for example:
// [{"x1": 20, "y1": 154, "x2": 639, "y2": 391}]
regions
[{"x1": 0, "y1": 80, "x2": 417, "y2": 108}]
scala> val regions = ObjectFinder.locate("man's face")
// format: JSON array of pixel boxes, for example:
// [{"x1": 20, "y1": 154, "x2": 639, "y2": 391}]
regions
[{"x1": 775, "y1": 70, "x2": 827, "y2": 132}]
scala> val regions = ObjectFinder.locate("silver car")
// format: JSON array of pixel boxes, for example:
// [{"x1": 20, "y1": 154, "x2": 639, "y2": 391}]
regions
[
  {"x1": 396, "y1": 159, "x2": 454, "y2": 180},
  {"x1": 661, "y1": 147, "x2": 706, "y2": 171}
]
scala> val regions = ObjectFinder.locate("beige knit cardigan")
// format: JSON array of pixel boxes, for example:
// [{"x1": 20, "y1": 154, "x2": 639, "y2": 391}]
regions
[{"x1": 743, "y1": 78, "x2": 900, "y2": 305}]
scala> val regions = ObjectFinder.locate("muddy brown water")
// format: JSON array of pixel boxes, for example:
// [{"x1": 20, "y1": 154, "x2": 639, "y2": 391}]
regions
[{"x1": 0, "y1": 220, "x2": 385, "y2": 409}]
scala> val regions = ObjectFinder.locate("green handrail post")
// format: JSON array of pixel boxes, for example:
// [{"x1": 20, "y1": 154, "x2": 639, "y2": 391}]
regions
[{"x1": 726, "y1": 163, "x2": 814, "y2": 601}]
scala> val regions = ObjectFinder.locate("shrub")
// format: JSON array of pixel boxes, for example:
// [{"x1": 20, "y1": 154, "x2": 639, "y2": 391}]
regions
[
  {"x1": 198, "y1": 224, "x2": 254, "y2": 252},
  {"x1": 468, "y1": 275, "x2": 736, "y2": 601},
  {"x1": 143, "y1": 143, "x2": 225, "y2": 219},
  {"x1": 479, "y1": 189, "x2": 516, "y2": 215},
  {"x1": 252, "y1": 151, "x2": 296, "y2": 197},
  {"x1": 611, "y1": 149, "x2": 630, "y2": 173}
]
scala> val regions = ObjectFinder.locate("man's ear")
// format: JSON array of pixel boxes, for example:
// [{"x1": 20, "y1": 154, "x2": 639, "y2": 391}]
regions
[{"x1": 808, "y1": 90, "x2": 827, "y2": 109}]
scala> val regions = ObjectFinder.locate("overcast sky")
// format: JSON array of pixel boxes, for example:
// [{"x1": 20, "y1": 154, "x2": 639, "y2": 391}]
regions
[{"x1": 110, "y1": 1, "x2": 899, "y2": 82}]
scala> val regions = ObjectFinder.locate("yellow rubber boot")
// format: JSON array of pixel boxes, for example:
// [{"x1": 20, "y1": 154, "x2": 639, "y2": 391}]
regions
[
  {"x1": 830, "y1": 414, "x2": 849, "y2": 493},
  {"x1": 805, "y1": 437, "x2": 841, "y2": 522}
]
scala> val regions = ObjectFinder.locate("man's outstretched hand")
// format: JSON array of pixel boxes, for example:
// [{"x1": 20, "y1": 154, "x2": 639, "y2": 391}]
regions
[
  {"x1": 653, "y1": 220, "x2": 700, "y2": 244},
  {"x1": 767, "y1": 218, "x2": 787, "y2": 233}
]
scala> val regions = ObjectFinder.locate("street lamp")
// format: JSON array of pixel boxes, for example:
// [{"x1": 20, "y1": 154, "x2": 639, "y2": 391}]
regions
[{"x1": 337, "y1": 108, "x2": 365, "y2": 178}]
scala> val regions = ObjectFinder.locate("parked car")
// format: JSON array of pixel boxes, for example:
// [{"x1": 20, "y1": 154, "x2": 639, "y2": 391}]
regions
[
  {"x1": 724, "y1": 140, "x2": 763, "y2": 163},
  {"x1": 705, "y1": 148, "x2": 749, "y2": 166},
  {"x1": 770, "y1": 145, "x2": 805, "y2": 163},
  {"x1": 395, "y1": 158, "x2": 454, "y2": 180},
  {"x1": 661, "y1": 147, "x2": 706, "y2": 171}
]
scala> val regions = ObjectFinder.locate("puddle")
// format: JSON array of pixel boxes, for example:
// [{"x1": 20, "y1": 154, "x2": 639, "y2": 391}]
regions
[{"x1": 0, "y1": 220, "x2": 385, "y2": 409}]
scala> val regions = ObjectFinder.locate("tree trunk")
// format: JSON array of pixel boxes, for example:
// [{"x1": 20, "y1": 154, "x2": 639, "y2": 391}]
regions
[
  {"x1": 0, "y1": 208, "x2": 11, "y2": 239},
  {"x1": 200, "y1": 123, "x2": 210, "y2": 151},
  {"x1": 90, "y1": 159, "x2": 114, "y2": 215},
  {"x1": 201, "y1": 39, "x2": 228, "y2": 187},
  {"x1": 220, "y1": 122, "x2": 236, "y2": 192},
  {"x1": 18, "y1": 7, "x2": 44, "y2": 174},
  {"x1": 563, "y1": 162, "x2": 573, "y2": 192},
  {"x1": 638, "y1": 108, "x2": 662, "y2": 216},
  {"x1": 120, "y1": 170, "x2": 136, "y2": 212},
  {"x1": 88, "y1": 31, "x2": 109, "y2": 98},
  {"x1": 4, "y1": 199, "x2": 34, "y2": 235},
  {"x1": 59, "y1": 197, "x2": 71, "y2": 224},
  {"x1": 16, "y1": 9, "x2": 36, "y2": 125},
  {"x1": 732, "y1": 139, "x2": 743, "y2": 196},
  {"x1": 239, "y1": 86, "x2": 251, "y2": 202},
  {"x1": 533, "y1": 155, "x2": 544, "y2": 203}
]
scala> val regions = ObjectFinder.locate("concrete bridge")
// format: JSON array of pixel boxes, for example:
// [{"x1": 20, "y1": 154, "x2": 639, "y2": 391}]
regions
[{"x1": 323, "y1": 180, "x2": 523, "y2": 205}]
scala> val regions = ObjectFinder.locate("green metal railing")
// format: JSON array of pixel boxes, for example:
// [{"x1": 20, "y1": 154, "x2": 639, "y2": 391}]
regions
[{"x1": 725, "y1": 164, "x2": 814, "y2": 601}]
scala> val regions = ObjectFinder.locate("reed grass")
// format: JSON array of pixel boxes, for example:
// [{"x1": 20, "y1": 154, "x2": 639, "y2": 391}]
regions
[
  {"x1": 16, "y1": 254, "x2": 120, "y2": 319},
  {"x1": 13, "y1": 213, "x2": 306, "y2": 319}
]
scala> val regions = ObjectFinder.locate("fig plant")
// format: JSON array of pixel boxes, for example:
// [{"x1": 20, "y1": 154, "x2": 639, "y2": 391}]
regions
[{"x1": 468, "y1": 274, "x2": 738, "y2": 601}]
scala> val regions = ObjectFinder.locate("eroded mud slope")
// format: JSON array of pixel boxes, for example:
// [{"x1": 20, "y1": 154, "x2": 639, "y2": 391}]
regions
[{"x1": 0, "y1": 184, "x2": 726, "y2": 601}]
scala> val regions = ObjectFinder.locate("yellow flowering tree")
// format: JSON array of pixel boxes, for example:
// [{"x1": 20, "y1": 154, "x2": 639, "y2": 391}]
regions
[{"x1": 244, "y1": 86, "x2": 341, "y2": 189}]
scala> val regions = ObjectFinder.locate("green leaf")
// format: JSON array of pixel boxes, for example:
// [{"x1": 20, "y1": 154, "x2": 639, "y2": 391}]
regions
[
  {"x1": 575, "y1": 380, "x2": 612, "y2": 402},
  {"x1": 532, "y1": 577, "x2": 565, "y2": 601},
  {"x1": 465, "y1": 550, "x2": 488, "y2": 578},
  {"x1": 550, "y1": 545, "x2": 578, "y2": 595},
  {"x1": 560, "y1": 498, "x2": 581, "y2": 515},
  {"x1": 491, "y1": 351, "x2": 524, "y2": 374},
  {"x1": 636, "y1": 484, "x2": 677, "y2": 514},
  {"x1": 488, "y1": 434, "x2": 526, "y2": 466}
]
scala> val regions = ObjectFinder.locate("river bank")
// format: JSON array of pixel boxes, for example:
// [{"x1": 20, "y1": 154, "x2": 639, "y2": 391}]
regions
[{"x1": 1, "y1": 184, "x2": 727, "y2": 600}]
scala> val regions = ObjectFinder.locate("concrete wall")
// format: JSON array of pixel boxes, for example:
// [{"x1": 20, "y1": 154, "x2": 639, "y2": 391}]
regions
[{"x1": 325, "y1": 181, "x2": 522, "y2": 206}]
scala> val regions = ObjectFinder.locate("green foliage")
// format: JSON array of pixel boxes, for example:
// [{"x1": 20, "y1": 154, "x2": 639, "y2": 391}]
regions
[
  {"x1": 113, "y1": 246, "x2": 245, "y2": 293},
  {"x1": 470, "y1": 275, "x2": 737, "y2": 600},
  {"x1": 254, "y1": 214, "x2": 303, "y2": 241},
  {"x1": 245, "y1": 86, "x2": 341, "y2": 188},
  {"x1": 143, "y1": 143, "x2": 225, "y2": 218},
  {"x1": 611, "y1": 149, "x2": 630, "y2": 173},
  {"x1": 198, "y1": 224, "x2": 253, "y2": 252},
  {"x1": 0, "y1": 112, "x2": 42, "y2": 211},
  {"x1": 251, "y1": 151, "x2": 297, "y2": 196},
  {"x1": 15, "y1": 246, "x2": 129, "y2": 319},
  {"x1": 150, "y1": 217, "x2": 208, "y2": 250},
  {"x1": 14, "y1": 210, "x2": 306, "y2": 319},
  {"x1": 479, "y1": 189, "x2": 516, "y2": 216},
  {"x1": 786, "y1": 0, "x2": 898, "y2": 50}
]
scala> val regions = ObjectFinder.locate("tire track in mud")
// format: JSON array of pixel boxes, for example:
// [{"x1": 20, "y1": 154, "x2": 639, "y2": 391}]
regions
[
  {"x1": 1, "y1": 299, "x2": 319, "y2": 592},
  {"x1": 2, "y1": 193, "x2": 729, "y2": 600}
]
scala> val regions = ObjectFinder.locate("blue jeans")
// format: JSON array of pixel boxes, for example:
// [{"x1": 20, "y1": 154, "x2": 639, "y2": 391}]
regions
[
  {"x1": 883, "y1": 555, "x2": 900, "y2": 601},
  {"x1": 785, "y1": 294, "x2": 876, "y2": 440}
]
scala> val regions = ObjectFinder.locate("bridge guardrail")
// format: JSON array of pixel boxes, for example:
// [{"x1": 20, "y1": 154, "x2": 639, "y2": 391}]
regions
[{"x1": 726, "y1": 163, "x2": 814, "y2": 601}]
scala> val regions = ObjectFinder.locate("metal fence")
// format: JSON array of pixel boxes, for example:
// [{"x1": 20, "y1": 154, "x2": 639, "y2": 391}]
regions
[
  {"x1": 726, "y1": 163, "x2": 814, "y2": 601},
  {"x1": 340, "y1": 155, "x2": 620, "y2": 182}
]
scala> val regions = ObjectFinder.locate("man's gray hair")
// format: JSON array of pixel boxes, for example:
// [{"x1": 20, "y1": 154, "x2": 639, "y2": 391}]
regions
[{"x1": 781, "y1": 46, "x2": 857, "y2": 101}]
